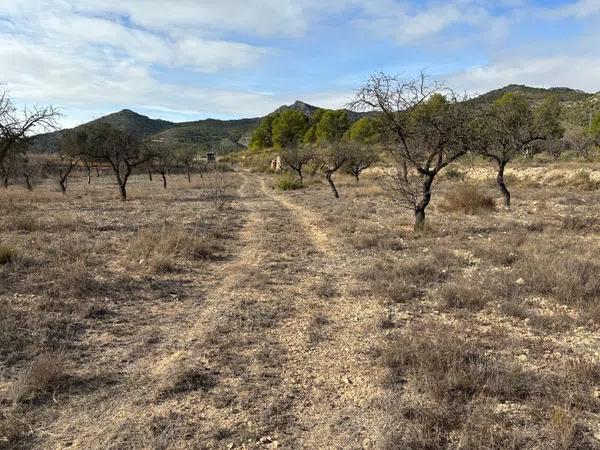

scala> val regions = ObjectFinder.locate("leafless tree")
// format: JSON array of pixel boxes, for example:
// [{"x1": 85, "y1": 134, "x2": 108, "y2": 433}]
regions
[
  {"x1": 176, "y1": 145, "x2": 200, "y2": 182},
  {"x1": 317, "y1": 143, "x2": 348, "y2": 198},
  {"x1": 144, "y1": 139, "x2": 175, "y2": 189},
  {"x1": 477, "y1": 94, "x2": 563, "y2": 206},
  {"x1": 349, "y1": 72, "x2": 476, "y2": 230},
  {"x1": 564, "y1": 132, "x2": 599, "y2": 161},
  {"x1": 0, "y1": 89, "x2": 60, "y2": 166},
  {"x1": 345, "y1": 143, "x2": 379, "y2": 182},
  {"x1": 79, "y1": 123, "x2": 151, "y2": 200},
  {"x1": 280, "y1": 145, "x2": 314, "y2": 185}
]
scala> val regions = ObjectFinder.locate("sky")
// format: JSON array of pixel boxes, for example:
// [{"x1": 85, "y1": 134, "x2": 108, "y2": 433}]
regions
[{"x1": 1, "y1": 0, "x2": 599, "y2": 128}]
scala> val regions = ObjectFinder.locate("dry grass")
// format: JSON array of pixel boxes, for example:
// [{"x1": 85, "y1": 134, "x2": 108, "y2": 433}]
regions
[
  {"x1": 438, "y1": 183, "x2": 496, "y2": 215},
  {"x1": 0, "y1": 243, "x2": 18, "y2": 264},
  {"x1": 127, "y1": 225, "x2": 223, "y2": 273},
  {"x1": 2, "y1": 165, "x2": 600, "y2": 448},
  {"x1": 10, "y1": 353, "x2": 68, "y2": 404}
]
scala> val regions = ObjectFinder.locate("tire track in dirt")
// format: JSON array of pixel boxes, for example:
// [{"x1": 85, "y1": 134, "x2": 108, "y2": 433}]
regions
[
  {"x1": 258, "y1": 175, "x2": 390, "y2": 449},
  {"x1": 40, "y1": 172, "x2": 389, "y2": 449}
]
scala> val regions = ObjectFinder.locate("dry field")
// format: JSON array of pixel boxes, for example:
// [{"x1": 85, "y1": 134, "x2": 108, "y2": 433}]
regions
[{"x1": 1, "y1": 164, "x2": 600, "y2": 449}]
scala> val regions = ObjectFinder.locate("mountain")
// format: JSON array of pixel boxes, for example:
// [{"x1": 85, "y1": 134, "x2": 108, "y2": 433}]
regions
[
  {"x1": 469, "y1": 84, "x2": 599, "y2": 131},
  {"x1": 32, "y1": 85, "x2": 599, "y2": 154},
  {"x1": 152, "y1": 117, "x2": 261, "y2": 152},
  {"x1": 470, "y1": 84, "x2": 592, "y2": 107},
  {"x1": 86, "y1": 109, "x2": 174, "y2": 136},
  {"x1": 273, "y1": 100, "x2": 367, "y2": 122}
]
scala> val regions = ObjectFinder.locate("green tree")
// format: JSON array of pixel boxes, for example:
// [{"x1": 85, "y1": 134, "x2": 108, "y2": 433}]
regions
[
  {"x1": 303, "y1": 108, "x2": 327, "y2": 144},
  {"x1": 272, "y1": 110, "x2": 309, "y2": 149},
  {"x1": 345, "y1": 117, "x2": 379, "y2": 144},
  {"x1": 590, "y1": 112, "x2": 600, "y2": 137},
  {"x1": 314, "y1": 110, "x2": 350, "y2": 144},
  {"x1": 249, "y1": 114, "x2": 276, "y2": 150}
]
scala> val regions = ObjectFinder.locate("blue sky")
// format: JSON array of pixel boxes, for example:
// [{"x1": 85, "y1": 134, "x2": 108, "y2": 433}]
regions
[{"x1": 1, "y1": 0, "x2": 599, "y2": 127}]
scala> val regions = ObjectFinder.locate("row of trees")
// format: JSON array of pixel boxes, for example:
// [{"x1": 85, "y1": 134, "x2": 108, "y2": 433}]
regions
[
  {"x1": 1, "y1": 100, "x2": 205, "y2": 199},
  {"x1": 251, "y1": 73, "x2": 599, "y2": 230}
]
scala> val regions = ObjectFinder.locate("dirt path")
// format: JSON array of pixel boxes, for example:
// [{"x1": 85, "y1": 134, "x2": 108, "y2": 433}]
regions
[{"x1": 41, "y1": 172, "x2": 388, "y2": 449}]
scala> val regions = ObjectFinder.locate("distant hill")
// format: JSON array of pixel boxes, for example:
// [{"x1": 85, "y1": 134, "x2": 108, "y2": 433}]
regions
[
  {"x1": 469, "y1": 84, "x2": 599, "y2": 131},
  {"x1": 32, "y1": 85, "x2": 599, "y2": 154},
  {"x1": 470, "y1": 84, "x2": 591, "y2": 106},
  {"x1": 152, "y1": 117, "x2": 261, "y2": 152},
  {"x1": 87, "y1": 109, "x2": 174, "y2": 136},
  {"x1": 273, "y1": 100, "x2": 367, "y2": 122}
]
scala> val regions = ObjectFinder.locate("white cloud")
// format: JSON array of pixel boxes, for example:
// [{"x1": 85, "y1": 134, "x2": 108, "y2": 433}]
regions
[
  {"x1": 448, "y1": 55, "x2": 600, "y2": 94},
  {"x1": 352, "y1": 0, "x2": 511, "y2": 44},
  {"x1": 544, "y1": 0, "x2": 600, "y2": 19}
]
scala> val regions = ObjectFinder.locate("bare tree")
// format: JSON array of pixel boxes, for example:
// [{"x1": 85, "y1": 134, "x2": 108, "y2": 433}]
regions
[
  {"x1": 317, "y1": 143, "x2": 348, "y2": 198},
  {"x1": 280, "y1": 146, "x2": 313, "y2": 185},
  {"x1": 345, "y1": 143, "x2": 379, "y2": 182},
  {"x1": 79, "y1": 123, "x2": 151, "y2": 200},
  {"x1": 176, "y1": 145, "x2": 200, "y2": 182},
  {"x1": 144, "y1": 139, "x2": 175, "y2": 189},
  {"x1": 350, "y1": 73, "x2": 476, "y2": 230},
  {"x1": 564, "y1": 131, "x2": 599, "y2": 161},
  {"x1": 0, "y1": 89, "x2": 60, "y2": 166},
  {"x1": 478, "y1": 94, "x2": 563, "y2": 206}
]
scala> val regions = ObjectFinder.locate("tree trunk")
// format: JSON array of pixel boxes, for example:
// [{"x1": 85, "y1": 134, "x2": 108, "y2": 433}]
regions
[
  {"x1": 25, "y1": 176, "x2": 33, "y2": 191},
  {"x1": 186, "y1": 167, "x2": 191, "y2": 183},
  {"x1": 87, "y1": 167, "x2": 92, "y2": 185},
  {"x1": 326, "y1": 172, "x2": 340, "y2": 198},
  {"x1": 353, "y1": 170, "x2": 360, "y2": 182},
  {"x1": 59, "y1": 179, "x2": 67, "y2": 194},
  {"x1": 293, "y1": 167, "x2": 303, "y2": 185},
  {"x1": 95, "y1": 167, "x2": 100, "y2": 177},
  {"x1": 161, "y1": 171, "x2": 167, "y2": 189},
  {"x1": 496, "y1": 160, "x2": 510, "y2": 207},
  {"x1": 119, "y1": 182, "x2": 127, "y2": 201},
  {"x1": 2, "y1": 175, "x2": 8, "y2": 188},
  {"x1": 414, "y1": 175, "x2": 434, "y2": 231},
  {"x1": 147, "y1": 168, "x2": 153, "y2": 181}
]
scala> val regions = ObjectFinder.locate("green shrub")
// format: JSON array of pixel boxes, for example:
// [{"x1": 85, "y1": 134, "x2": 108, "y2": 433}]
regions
[
  {"x1": 275, "y1": 172, "x2": 302, "y2": 191},
  {"x1": 0, "y1": 244, "x2": 17, "y2": 264}
]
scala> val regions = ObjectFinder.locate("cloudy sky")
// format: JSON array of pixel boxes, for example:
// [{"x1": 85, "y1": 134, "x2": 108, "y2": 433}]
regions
[{"x1": 1, "y1": 0, "x2": 599, "y2": 127}]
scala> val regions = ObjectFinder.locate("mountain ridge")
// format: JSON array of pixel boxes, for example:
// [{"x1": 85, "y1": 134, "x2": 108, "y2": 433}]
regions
[{"x1": 33, "y1": 85, "x2": 599, "y2": 154}]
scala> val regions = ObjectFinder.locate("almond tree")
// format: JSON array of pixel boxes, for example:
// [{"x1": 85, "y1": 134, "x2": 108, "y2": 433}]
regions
[
  {"x1": 144, "y1": 139, "x2": 175, "y2": 189},
  {"x1": 350, "y1": 73, "x2": 477, "y2": 230},
  {"x1": 344, "y1": 117, "x2": 380, "y2": 182},
  {"x1": 311, "y1": 110, "x2": 351, "y2": 198},
  {"x1": 0, "y1": 89, "x2": 59, "y2": 166},
  {"x1": 274, "y1": 109, "x2": 312, "y2": 184},
  {"x1": 80, "y1": 123, "x2": 151, "y2": 200},
  {"x1": 479, "y1": 94, "x2": 563, "y2": 206}
]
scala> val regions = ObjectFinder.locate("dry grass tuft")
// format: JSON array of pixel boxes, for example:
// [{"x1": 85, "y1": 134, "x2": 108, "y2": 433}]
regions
[
  {"x1": 10, "y1": 353, "x2": 67, "y2": 403},
  {"x1": 159, "y1": 366, "x2": 218, "y2": 397},
  {"x1": 438, "y1": 184, "x2": 496, "y2": 215},
  {"x1": 7, "y1": 214, "x2": 41, "y2": 232},
  {"x1": 128, "y1": 226, "x2": 222, "y2": 272},
  {"x1": 438, "y1": 278, "x2": 489, "y2": 311},
  {"x1": 382, "y1": 323, "x2": 533, "y2": 402},
  {"x1": 0, "y1": 243, "x2": 18, "y2": 264}
]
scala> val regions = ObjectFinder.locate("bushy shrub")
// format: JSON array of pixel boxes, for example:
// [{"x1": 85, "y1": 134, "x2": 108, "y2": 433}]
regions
[
  {"x1": 439, "y1": 184, "x2": 496, "y2": 215},
  {"x1": 275, "y1": 172, "x2": 302, "y2": 191}
]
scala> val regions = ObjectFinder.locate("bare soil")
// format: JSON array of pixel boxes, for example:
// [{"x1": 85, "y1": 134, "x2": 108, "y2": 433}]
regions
[{"x1": 1, "y1": 166, "x2": 600, "y2": 449}]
